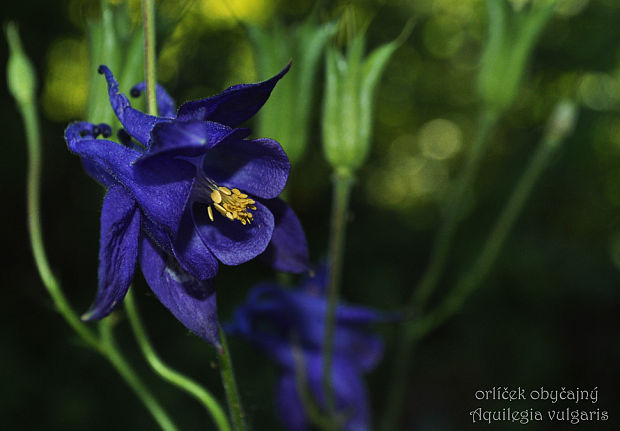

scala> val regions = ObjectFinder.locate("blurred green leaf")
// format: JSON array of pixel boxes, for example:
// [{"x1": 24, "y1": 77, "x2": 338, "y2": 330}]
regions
[{"x1": 250, "y1": 18, "x2": 336, "y2": 165}]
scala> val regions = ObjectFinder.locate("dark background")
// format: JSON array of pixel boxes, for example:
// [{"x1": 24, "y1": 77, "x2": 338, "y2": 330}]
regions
[{"x1": 2, "y1": 0, "x2": 619, "y2": 430}]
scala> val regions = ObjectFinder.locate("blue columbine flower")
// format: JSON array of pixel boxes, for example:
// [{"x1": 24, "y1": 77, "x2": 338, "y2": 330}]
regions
[
  {"x1": 66, "y1": 64, "x2": 308, "y2": 348},
  {"x1": 226, "y1": 267, "x2": 385, "y2": 431}
]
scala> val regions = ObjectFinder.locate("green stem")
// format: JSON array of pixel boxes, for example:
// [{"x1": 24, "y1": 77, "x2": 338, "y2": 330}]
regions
[
  {"x1": 291, "y1": 342, "x2": 337, "y2": 431},
  {"x1": 142, "y1": 0, "x2": 157, "y2": 116},
  {"x1": 412, "y1": 108, "x2": 499, "y2": 310},
  {"x1": 18, "y1": 85, "x2": 178, "y2": 431},
  {"x1": 11, "y1": 23, "x2": 180, "y2": 431},
  {"x1": 99, "y1": 320, "x2": 179, "y2": 431},
  {"x1": 379, "y1": 108, "x2": 499, "y2": 431},
  {"x1": 125, "y1": 291, "x2": 232, "y2": 431},
  {"x1": 217, "y1": 327, "x2": 247, "y2": 431},
  {"x1": 415, "y1": 104, "x2": 573, "y2": 337},
  {"x1": 321, "y1": 169, "x2": 355, "y2": 420},
  {"x1": 380, "y1": 102, "x2": 575, "y2": 431},
  {"x1": 21, "y1": 98, "x2": 101, "y2": 351}
]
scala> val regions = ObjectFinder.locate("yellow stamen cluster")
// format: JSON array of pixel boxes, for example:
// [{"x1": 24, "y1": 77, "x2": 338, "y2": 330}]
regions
[{"x1": 206, "y1": 186, "x2": 256, "y2": 225}]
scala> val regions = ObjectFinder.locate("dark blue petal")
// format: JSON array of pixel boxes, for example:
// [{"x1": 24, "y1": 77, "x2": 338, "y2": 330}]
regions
[
  {"x1": 305, "y1": 356, "x2": 370, "y2": 431},
  {"x1": 193, "y1": 200, "x2": 274, "y2": 266},
  {"x1": 68, "y1": 134, "x2": 194, "y2": 237},
  {"x1": 259, "y1": 198, "x2": 309, "y2": 273},
  {"x1": 228, "y1": 285, "x2": 384, "y2": 369},
  {"x1": 140, "y1": 236, "x2": 220, "y2": 347},
  {"x1": 130, "y1": 81, "x2": 177, "y2": 118},
  {"x1": 202, "y1": 138, "x2": 290, "y2": 199},
  {"x1": 299, "y1": 264, "x2": 329, "y2": 296},
  {"x1": 65, "y1": 122, "x2": 116, "y2": 187},
  {"x1": 171, "y1": 207, "x2": 219, "y2": 280},
  {"x1": 136, "y1": 120, "x2": 251, "y2": 169},
  {"x1": 276, "y1": 373, "x2": 308, "y2": 431},
  {"x1": 82, "y1": 186, "x2": 140, "y2": 321},
  {"x1": 177, "y1": 61, "x2": 291, "y2": 127},
  {"x1": 99, "y1": 65, "x2": 170, "y2": 146}
]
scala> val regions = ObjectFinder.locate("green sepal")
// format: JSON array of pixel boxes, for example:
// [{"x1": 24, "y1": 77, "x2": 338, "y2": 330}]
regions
[
  {"x1": 477, "y1": 0, "x2": 557, "y2": 113},
  {"x1": 322, "y1": 31, "x2": 403, "y2": 172}
]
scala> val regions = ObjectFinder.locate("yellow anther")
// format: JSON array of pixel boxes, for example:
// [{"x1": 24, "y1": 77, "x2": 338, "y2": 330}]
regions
[
  {"x1": 214, "y1": 203, "x2": 226, "y2": 214},
  {"x1": 210, "y1": 189, "x2": 222, "y2": 204},
  {"x1": 205, "y1": 184, "x2": 255, "y2": 225}
]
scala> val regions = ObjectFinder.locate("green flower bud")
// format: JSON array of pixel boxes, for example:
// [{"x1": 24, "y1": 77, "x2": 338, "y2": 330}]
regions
[
  {"x1": 321, "y1": 32, "x2": 401, "y2": 173},
  {"x1": 5, "y1": 22, "x2": 37, "y2": 106},
  {"x1": 477, "y1": 0, "x2": 557, "y2": 113}
]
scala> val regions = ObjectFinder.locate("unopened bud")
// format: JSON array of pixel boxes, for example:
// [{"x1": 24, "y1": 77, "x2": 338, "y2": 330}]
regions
[{"x1": 5, "y1": 22, "x2": 37, "y2": 106}]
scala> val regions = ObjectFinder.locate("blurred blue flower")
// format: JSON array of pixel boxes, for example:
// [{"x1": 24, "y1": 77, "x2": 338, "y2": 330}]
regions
[
  {"x1": 227, "y1": 267, "x2": 385, "y2": 430},
  {"x1": 65, "y1": 64, "x2": 308, "y2": 348}
]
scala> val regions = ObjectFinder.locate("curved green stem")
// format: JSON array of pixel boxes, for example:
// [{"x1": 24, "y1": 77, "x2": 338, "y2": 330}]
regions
[
  {"x1": 412, "y1": 108, "x2": 499, "y2": 310},
  {"x1": 142, "y1": 0, "x2": 157, "y2": 116},
  {"x1": 125, "y1": 290, "x2": 232, "y2": 431},
  {"x1": 217, "y1": 327, "x2": 247, "y2": 431},
  {"x1": 321, "y1": 169, "x2": 355, "y2": 421},
  {"x1": 380, "y1": 102, "x2": 575, "y2": 431},
  {"x1": 99, "y1": 320, "x2": 179, "y2": 431},
  {"x1": 292, "y1": 342, "x2": 338, "y2": 431},
  {"x1": 11, "y1": 23, "x2": 179, "y2": 431},
  {"x1": 415, "y1": 102, "x2": 575, "y2": 337},
  {"x1": 380, "y1": 108, "x2": 499, "y2": 431},
  {"x1": 22, "y1": 96, "x2": 101, "y2": 351}
]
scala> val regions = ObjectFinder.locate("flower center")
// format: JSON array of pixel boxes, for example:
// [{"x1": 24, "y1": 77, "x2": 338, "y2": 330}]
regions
[{"x1": 195, "y1": 175, "x2": 256, "y2": 225}]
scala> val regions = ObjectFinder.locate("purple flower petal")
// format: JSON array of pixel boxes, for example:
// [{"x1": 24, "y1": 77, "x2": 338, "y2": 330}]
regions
[
  {"x1": 259, "y1": 198, "x2": 309, "y2": 273},
  {"x1": 202, "y1": 138, "x2": 290, "y2": 199},
  {"x1": 98, "y1": 65, "x2": 171, "y2": 147},
  {"x1": 171, "y1": 207, "x2": 219, "y2": 280},
  {"x1": 305, "y1": 355, "x2": 371, "y2": 431},
  {"x1": 193, "y1": 200, "x2": 274, "y2": 266},
  {"x1": 68, "y1": 133, "x2": 194, "y2": 237},
  {"x1": 136, "y1": 120, "x2": 251, "y2": 169},
  {"x1": 276, "y1": 373, "x2": 308, "y2": 431},
  {"x1": 65, "y1": 122, "x2": 116, "y2": 187},
  {"x1": 82, "y1": 185, "x2": 140, "y2": 321},
  {"x1": 227, "y1": 285, "x2": 384, "y2": 370},
  {"x1": 140, "y1": 236, "x2": 220, "y2": 347},
  {"x1": 177, "y1": 61, "x2": 291, "y2": 127},
  {"x1": 130, "y1": 81, "x2": 178, "y2": 118}
]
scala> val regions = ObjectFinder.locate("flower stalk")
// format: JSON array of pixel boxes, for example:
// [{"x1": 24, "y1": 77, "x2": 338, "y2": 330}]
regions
[
  {"x1": 125, "y1": 291, "x2": 232, "y2": 431},
  {"x1": 380, "y1": 100, "x2": 576, "y2": 431},
  {"x1": 412, "y1": 108, "x2": 500, "y2": 311},
  {"x1": 321, "y1": 169, "x2": 355, "y2": 419},
  {"x1": 142, "y1": 0, "x2": 157, "y2": 116},
  {"x1": 7, "y1": 22, "x2": 178, "y2": 431},
  {"x1": 99, "y1": 319, "x2": 180, "y2": 431},
  {"x1": 217, "y1": 327, "x2": 247, "y2": 431},
  {"x1": 379, "y1": 108, "x2": 498, "y2": 431},
  {"x1": 416, "y1": 100, "x2": 577, "y2": 337}
]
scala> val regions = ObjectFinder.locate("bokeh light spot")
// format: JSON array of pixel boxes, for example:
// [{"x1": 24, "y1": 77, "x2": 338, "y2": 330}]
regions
[
  {"x1": 42, "y1": 38, "x2": 88, "y2": 122},
  {"x1": 578, "y1": 73, "x2": 620, "y2": 111},
  {"x1": 423, "y1": 15, "x2": 465, "y2": 59},
  {"x1": 419, "y1": 118, "x2": 463, "y2": 160}
]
